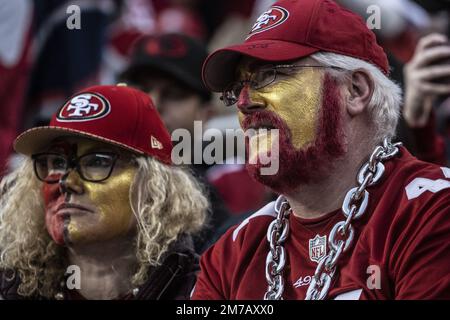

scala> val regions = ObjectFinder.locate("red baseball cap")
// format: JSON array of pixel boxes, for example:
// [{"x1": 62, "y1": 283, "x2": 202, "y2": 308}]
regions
[
  {"x1": 202, "y1": 0, "x2": 389, "y2": 92},
  {"x1": 14, "y1": 84, "x2": 173, "y2": 165}
]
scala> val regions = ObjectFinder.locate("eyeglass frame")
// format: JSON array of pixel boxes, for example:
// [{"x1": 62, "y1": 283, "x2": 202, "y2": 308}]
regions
[
  {"x1": 220, "y1": 64, "x2": 345, "y2": 106},
  {"x1": 31, "y1": 152, "x2": 120, "y2": 183}
]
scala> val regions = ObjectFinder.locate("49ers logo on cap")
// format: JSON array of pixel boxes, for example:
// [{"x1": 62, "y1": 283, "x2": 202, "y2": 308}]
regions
[
  {"x1": 57, "y1": 93, "x2": 111, "y2": 122},
  {"x1": 247, "y1": 6, "x2": 289, "y2": 39}
]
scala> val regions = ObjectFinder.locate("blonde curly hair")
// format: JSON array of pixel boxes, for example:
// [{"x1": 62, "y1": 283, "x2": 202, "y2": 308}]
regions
[{"x1": 0, "y1": 156, "x2": 208, "y2": 298}]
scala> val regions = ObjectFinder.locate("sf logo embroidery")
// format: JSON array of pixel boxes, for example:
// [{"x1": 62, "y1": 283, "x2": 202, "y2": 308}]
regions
[
  {"x1": 57, "y1": 93, "x2": 111, "y2": 122},
  {"x1": 247, "y1": 6, "x2": 289, "y2": 39},
  {"x1": 309, "y1": 234, "x2": 327, "y2": 263}
]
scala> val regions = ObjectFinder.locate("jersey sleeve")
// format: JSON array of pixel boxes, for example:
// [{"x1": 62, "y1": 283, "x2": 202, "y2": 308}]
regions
[
  {"x1": 191, "y1": 202, "x2": 276, "y2": 300},
  {"x1": 191, "y1": 227, "x2": 237, "y2": 300},
  {"x1": 391, "y1": 174, "x2": 450, "y2": 299}
]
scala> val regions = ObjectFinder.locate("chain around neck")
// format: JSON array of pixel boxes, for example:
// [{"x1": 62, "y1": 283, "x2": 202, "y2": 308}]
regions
[{"x1": 264, "y1": 138, "x2": 402, "y2": 300}]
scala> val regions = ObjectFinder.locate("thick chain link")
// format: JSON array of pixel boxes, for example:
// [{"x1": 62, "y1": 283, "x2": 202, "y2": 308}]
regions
[
  {"x1": 264, "y1": 138, "x2": 402, "y2": 300},
  {"x1": 264, "y1": 196, "x2": 291, "y2": 300}
]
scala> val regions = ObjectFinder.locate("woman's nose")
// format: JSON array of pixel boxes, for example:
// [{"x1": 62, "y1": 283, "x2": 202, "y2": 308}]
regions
[{"x1": 59, "y1": 169, "x2": 84, "y2": 195}]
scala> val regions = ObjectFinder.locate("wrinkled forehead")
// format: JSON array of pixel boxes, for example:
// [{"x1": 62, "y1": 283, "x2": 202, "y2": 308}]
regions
[{"x1": 46, "y1": 137, "x2": 125, "y2": 156}]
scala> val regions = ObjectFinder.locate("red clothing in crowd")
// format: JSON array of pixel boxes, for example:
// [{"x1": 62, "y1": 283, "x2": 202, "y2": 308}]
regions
[
  {"x1": 207, "y1": 164, "x2": 268, "y2": 215},
  {"x1": 192, "y1": 147, "x2": 450, "y2": 299},
  {"x1": 411, "y1": 110, "x2": 448, "y2": 166},
  {"x1": 0, "y1": 0, "x2": 33, "y2": 174}
]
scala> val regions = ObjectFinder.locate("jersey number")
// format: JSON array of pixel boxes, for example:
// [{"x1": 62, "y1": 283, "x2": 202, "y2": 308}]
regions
[{"x1": 405, "y1": 167, "x2": 450, "y2": 200}]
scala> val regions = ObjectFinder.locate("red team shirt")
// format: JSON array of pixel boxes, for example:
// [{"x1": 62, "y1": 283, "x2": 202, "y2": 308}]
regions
[{"x1": 192, "y1": 148, "x2": 450, "y2": 300}]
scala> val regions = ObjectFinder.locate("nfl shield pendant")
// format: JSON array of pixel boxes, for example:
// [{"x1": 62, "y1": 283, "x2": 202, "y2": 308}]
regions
[{"x1": 309, "y1": 234, "x2": 327, "y2": 263}]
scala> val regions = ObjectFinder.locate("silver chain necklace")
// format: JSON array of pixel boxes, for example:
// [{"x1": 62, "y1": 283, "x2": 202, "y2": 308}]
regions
[{"x1": 264, "y1": 138, "x2": 402, "y2": 300}]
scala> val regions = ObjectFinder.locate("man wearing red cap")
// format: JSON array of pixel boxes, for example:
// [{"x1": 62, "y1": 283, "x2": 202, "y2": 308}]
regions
[
  {"x1": 191, "y1": 0, "x2": 450, "y2": 300},
  {"x1": 0, "y1": 84, "x2": 208, "y2": 300}
]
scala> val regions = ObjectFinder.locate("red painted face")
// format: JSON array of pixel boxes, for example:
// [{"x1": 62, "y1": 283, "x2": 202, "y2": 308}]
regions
[
  {"x1": 42, "y1": 142, "x2": 74, "y2": 245},
  {"x1": 43, "y1": 177, "x2": 67, "y2": 245}
]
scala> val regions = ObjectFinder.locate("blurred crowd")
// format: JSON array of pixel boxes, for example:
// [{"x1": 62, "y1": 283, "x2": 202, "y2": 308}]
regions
[{"x1": 1, "y1": 0, "x2": 450, "y2": 251}]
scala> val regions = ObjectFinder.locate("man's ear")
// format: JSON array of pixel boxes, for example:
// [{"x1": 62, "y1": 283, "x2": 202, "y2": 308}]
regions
[{"x1": 346, "y1": 69, "x2": 374, "y2": 117}]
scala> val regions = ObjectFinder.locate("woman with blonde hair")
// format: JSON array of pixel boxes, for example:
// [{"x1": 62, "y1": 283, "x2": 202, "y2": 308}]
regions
[{"x1": 0, "y1": 84, "x2": 208, "y2": 300}]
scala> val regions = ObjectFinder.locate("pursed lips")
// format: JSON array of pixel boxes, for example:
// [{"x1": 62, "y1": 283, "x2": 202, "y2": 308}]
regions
[{"x1": 55, "y1": 202, "x2": 94, "y2": 217}]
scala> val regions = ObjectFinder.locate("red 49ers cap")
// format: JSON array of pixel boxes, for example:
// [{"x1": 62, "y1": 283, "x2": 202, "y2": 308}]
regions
[
  {"x1": 203, "y1": 0, "x2": 389, "y2": 92},
  {"x1": 14, "y1": 84, "x2": 173, "y2": 165}
]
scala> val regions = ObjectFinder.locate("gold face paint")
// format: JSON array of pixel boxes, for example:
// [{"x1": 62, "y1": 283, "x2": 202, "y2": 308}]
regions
[
  {"x1": 66, "y1": 166, "x2": 136, "y2": 244},
  {"x1": 238, "y1": 65, "x2": 324, "y2": 150},
  {"x1": 47, "y1": 138, "x2": 137, "y2": 245}
]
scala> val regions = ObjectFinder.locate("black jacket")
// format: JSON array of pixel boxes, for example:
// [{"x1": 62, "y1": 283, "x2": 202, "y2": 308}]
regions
[{"x1": 0, "y1": 234, "x2": 198, "y2": 300}]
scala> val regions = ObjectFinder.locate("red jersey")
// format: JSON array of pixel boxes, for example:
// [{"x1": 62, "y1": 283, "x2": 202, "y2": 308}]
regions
[{"x1": 192, "y1": 148, "x2": 450, "y2": 300}]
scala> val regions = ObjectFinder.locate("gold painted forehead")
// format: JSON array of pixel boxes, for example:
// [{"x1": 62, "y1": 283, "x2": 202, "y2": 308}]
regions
[
  {"x1": 235, "y1": 57, "x2": 271, "y2": 80},
  {"x1": 235, "y1": 56, "x2": 321, "y2": 80}
]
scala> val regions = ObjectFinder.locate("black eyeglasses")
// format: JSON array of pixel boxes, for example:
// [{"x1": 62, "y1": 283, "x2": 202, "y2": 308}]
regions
[
  {"x1": 220, "y1": 64, "x2": 344, "y2": 106},
  {"x1": 31, "y1": 152, "x2": 119, "y2": 183}
]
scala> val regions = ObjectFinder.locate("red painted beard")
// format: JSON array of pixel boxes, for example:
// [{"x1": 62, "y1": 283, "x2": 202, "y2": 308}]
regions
[{"x1": 242, "y1": 74, "x2": 346, "y2": 194}]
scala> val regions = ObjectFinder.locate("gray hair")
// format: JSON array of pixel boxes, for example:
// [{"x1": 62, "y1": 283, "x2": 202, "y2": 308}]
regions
[{"x1": 312, "y1": 52, "x2": 402, "y2": 142}]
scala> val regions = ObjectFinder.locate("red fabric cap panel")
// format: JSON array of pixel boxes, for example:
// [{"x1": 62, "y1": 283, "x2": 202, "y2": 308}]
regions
[{"x1": 16, "y1": 85, "x2": 173, "y2": 165}]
